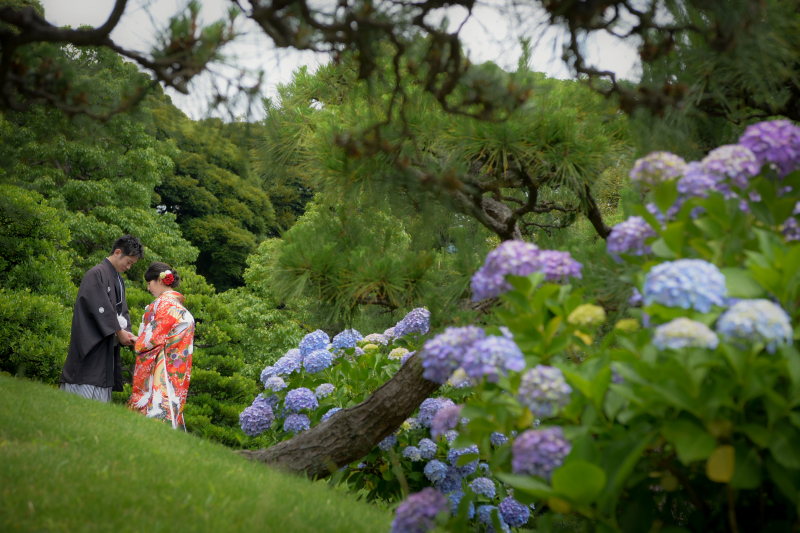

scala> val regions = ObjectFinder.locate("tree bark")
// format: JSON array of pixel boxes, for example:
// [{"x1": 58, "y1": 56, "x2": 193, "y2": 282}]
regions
[{"x1": 237, "y1": 353, "x2": 440, "y2": 478}]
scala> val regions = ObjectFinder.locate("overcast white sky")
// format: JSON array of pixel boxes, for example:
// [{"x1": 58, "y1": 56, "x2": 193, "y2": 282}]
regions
[{"x1": 40, "y1": 0, "x2": 639, "y2": 120}]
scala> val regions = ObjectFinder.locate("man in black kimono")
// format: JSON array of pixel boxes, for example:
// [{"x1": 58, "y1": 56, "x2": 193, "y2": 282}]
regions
[{"x1": 60, "y1": 235, "x2": 144, "y2": 402}]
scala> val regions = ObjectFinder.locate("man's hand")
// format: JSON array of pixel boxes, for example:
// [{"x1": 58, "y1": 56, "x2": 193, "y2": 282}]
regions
[{"x1": 116, "y1": 329, "x2": 137, "y2": 346}]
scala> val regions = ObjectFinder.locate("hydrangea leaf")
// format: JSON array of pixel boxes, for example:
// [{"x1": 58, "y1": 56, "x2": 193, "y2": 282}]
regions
[
  {"x1": 768, "y1": 423, "x2": 800, "y2": 469},
  {"x1": 494, "y1": 472, "x2": 553, "y2": 499},
  {"x1": 729, "y1": 443, "x2": 762, "y2": 489},
  {"x1": 551, "y1": 460, "x2": 607, "y2": 505},
  {"x1": 661, "y1": 419, "x2": 717, "y2": 464},
  {"x1": 720, "y1": 268, "x2": 767, "y2": 298}
]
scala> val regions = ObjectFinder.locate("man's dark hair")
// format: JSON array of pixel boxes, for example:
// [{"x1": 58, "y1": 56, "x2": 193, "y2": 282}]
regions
[{"x1": 110, "y1": 235, "x2": 145, "y2": 258}]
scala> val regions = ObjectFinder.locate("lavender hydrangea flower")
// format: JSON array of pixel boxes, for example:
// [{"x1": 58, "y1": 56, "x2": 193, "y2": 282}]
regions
[
  {"x1": 389, "y1": 347, "x2": 410, "y2": 361},
  {"x1": 391, "y1": 488, "x2": 449, "y2": 533},
  {"x1": 653, "y1": 318, "x2": 719, "y2": 350},
  {"x1": 491, "y1": 432, "x2": 509, "y2": 447},
  {"x1": 259, "y1": 365, "x2": 277, "y2": 385},
  {"x1": 448, "y1": 491, "x2": 476, "y2": 519},
  {"x1": 401, "y1": 351, "x2": 415, "y2": 365},
  {"x1": 403, "y1": 446, "x2": 423, "y2": 461},
  {"x1": 315, "y1": 383, "x2": 335, "y2": 399},
  {"x1": 477, "y1": 505, "x2": 511, "y2": 533},
  {"x1": 739, "y1": 120, "x2": 800, "y2": 178},
  {"x1": 518, "y1": 365, "x2": 573, "y2": 418},
  {"x1": 274, "y1": 349, "x2": 303, "y2": 375},
  {"x1": 239, "y1": 402, "x2": 275, "y2": 436},
  {"x1": 469, "y1": 477, "x2": 496, "y2": 498},
  {"x1": 629, "y1": 151, "x2": 687, "y2": 186},
  {"x1": 395, "y1": 308, "x2": 432, "y2": 338},
  {"x1": 299, "y1": 330, "x2": 330, "y2": 358},
  {"x1": 785, "y1": 217, "x2": 800, "y2": 241},
  {"x1": 284, "y1": 387, "x2": 319, "y2": 412},
  {"x1": 470, "y1": 240, "x2": 542, "y2": 301},
  {"x1": 536, "y1": 250, "x2": 583, "y2": 282},
  {"x1": 460, "y1": 336, "x2": 525, "y2": 382},
  {"x1": 283, "y1": 413, "x2": 310, "y2": 434},
  {"x1": 447, "y1": 368, "x2": 473, "y2": 388},
  {"x1": 701, "y1": 144, "x2": 760, "y2": 188},
  {"x1": 511, "y1": 426, "x2": 571, "y2": 480},
  {"x1": 419, "y1": 438, "x2": 437, "y2": 460},
  {"x1": 353, "y1": 347, "x2": 365, "y2": 357},
  {"x1": 379, "y1": 434, "x2": 398, "y2": 451},
  {"x1": 403, "y1": 417, "x2": 420, "y2": 430},
  {"x1": 629, "y1": 287, "x2": 643, "y2": 307},
  {"x1": 498, "y1": 496, "x2": 530, "y2": 528},
  {"x1": 679, "y1": 162, "x2": 720, "y2": 197},
  {"x1": 445, "y1": 430, "x2": 459, "y2": 444},
  {"x1": 332, "y1": 329, "x2": 363, "y2": 353},
  {"x1": 717, "y1": 299, "x2": 793, "y2": 354},
  {"x1": 321, "y1": 407, "x2": 341, "y2": 422},
  {"x1": 447, "y1": 445, "x2": 480, "y2": 477},
  {"x1": 418, "y1": 397, "x2": 456, "y2": 428},
  {"x1": 431, "y1": 404, "x2": 463, "y2": 438},
  {"x1": 264, "y1": 376, "x2": 287, "y2": 392},
  {"x1": 607, "y1": 216, "x2": 658, "y2": 257},
  {"x1": 643, "y1": 259, "x2": 727, "y2": 313},
  {"x1": 303, "y1": 349, "x2": 333, "y2": 374},
  {"x1": 421, "y1": 326, "x2": 486, "y2": 384},
  {"x1": 384, "y1": 327, "x2": 396, "y2": 339},
  {"x1": 363, "y1": 332, "x2": 390, "y2": 345}
]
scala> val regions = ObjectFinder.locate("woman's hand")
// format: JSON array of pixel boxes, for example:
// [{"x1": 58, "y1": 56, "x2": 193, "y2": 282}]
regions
[{"x1": 116, "y1": 329, "x2": 137, "y2": 346}]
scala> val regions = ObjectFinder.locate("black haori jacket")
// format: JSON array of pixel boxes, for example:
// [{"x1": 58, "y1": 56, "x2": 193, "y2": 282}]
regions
[{"x1": 61, "y1": 258, "x2": 132, "y2": 391}]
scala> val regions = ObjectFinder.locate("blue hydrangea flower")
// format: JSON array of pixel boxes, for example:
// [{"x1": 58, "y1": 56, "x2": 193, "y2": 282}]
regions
[
  {"x1": 629, "y1": 151, "x2": 687, "y2": 186},
  {"x1": 447, "y1": 445, "x2": 479, "y2": 477},
  {"x1": 284, "y1": 387, "x2": 319, "y2": 412},
  {"x1": 431, "y1": 404, "x2": 463, "y2": 438},
  {"x1": 394, "y1": 308, "x2": 432, "y2": 338},
  {"x1": 299, "y1": 330, "x2": 330, "y2": 358},
  {"x1": 283, "y1": 413, "x2": 310, "y2": 434},
  {"x1": 363, "y1": 332, "x2": 390, "y2": 345},
  {"x1": 512, "y1": 426, "x2": 571, "y2": 480},
  {"x1": 537, "y1": 250, "x2": 583, "y2": 282},
  {"x1": 254, "y1": 393, "x2": 280, "y2": 411},
  {"x1": 391, "y1": 488, "x2": 449, "y2": 533},
  {"x1": 303, "y1": 349, "x2": 333, "y2": 374},
  {"x1": 470, "y1": 240, "x2": 542, "y2": 301},
  {"x1": 785, "y1": 216, "x2": 800, "y2": 242},
  {"x1": 477, "y1": 505, "x2": 511, "y2": 533},
  {"x1": 653, "y1": 318, "x2": 719, "y2": 350},
  {"x1": 384, "y1": 326, "x2": 396, "y2": 339},
  {"x1": 403, "y1": 446, "x2": 422, "y2": 461},
  {"x1": 498, "y1": 496, "x2": 530, "y2": 528},
  {"x1": 332, "y1": 329, "x2": 363, "y2": 353},
  {"x1": 491, "y1": 432, "x2": 509, "y2": 447},
  {"x1": 739, "y1": 120, "x2": 800, "y2": 178},
  {"x1": 321, "y1": 407, "x2": 341, "y2": 422},
  {"x1": 403, "y1": 417, "x2": 420, "y2": 430},
  {"x1": 478, "y1": 462, "x2": 492, "y2": 476},
  {"x1": 701, "y1": 144, "x2": 760, "y2": 188},
  {"x1": 518, "y1": 365, "x2": 572, "y2": 418},
  {"x1": 461, "y1": 336, "x2": 525, "y2": 382},
  {"x1": 418, "y1": 397, "x2": 456, "y2": 428},
  {"x1": 643, "y1": 259, "x2": 727, "y2": 313},
  {"x1": 274, "y1": 349, "x2": 303, "y2": 375},
  {"x1": 259, "y1": 365, "x2": 277, "y2": 386},
  {"x1": 239, "y1": 402, "x2": 275, "y2": 436},
  {"x1": 401, "y1": 350, "x2": 415, "y2": 365},
  {"x1": 445, "y1": 430, "x2": 459, "y2": 444},
  {"x1": 469, "y1": 477, "x2": 496, "y2": 499},
  {"x1": 447, "y1": 368, "x2": 473, "y2": 388},
  {"x1": 717, "y1": 299, "x2": 793, "y2": 354},
  {"x1": 607, "y1": 216, "x2": 658, "y2": 257},
  {"x1": 264, "y1": 376, "x2": 288, "y2": 392},
  {"x1": 315, "y1": 383, "x2": 335, "y2": 399},
  {"x1": 419, "y1": 438, "x2": 437, "y2": 460},
  {"x1": 353, "y1": 347, "x2": 365, "y2": 357},
  {"x1": 629, "y1": 287, "x2": 643, "y2": 307},
  {"x1": 424, "y1": 460, "x2": 450, "y2": 485},
  {"x1": 421, "y1": 326, "x2": 486, "y2": 384},
  {"x1": 379, "y1": 434, "x2": 398, "y2": 451},
  {"x1": 448, "y1": 491, "x2": 476, "y2": 519}
]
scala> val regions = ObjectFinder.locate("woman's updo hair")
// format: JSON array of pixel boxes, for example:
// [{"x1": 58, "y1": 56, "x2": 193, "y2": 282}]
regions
[{"x1": 144, "y1": 261, "x2": 181, "y2": 289}]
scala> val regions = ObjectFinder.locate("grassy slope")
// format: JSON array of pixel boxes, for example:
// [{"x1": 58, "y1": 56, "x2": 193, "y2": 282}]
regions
[{"x1": 0, "y1": 376, "x2": 391, "y2": 532}]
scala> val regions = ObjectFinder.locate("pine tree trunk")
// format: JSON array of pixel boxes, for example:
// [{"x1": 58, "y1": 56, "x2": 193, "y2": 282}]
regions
[{"x1": 237, "y1": 354, "x2": 439, "y2": 478}]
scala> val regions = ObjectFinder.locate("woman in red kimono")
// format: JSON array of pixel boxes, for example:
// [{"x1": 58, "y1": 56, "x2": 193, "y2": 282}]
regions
[{"x1": 128, "y1": 262, "x2": 195, "y2": 430}]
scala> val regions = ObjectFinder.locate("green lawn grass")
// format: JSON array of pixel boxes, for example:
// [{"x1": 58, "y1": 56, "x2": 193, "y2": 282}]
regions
[{"x1": 0, "y1": 376, "x2": 391, "y2": 532}]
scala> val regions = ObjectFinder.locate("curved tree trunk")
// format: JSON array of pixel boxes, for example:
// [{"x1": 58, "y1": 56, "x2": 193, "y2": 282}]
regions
[{"x1": 237, "y1": 353, "x2": 439, "y2": 478}]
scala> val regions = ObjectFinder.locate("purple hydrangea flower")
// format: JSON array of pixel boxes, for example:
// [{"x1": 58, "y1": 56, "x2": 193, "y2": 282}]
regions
[
  {"x1": 332, "y1": 329, "x2": 363, "y2": 353},
  {"x1": 784, "y1": 211, "x2": 800, "y2": 242},
  {"x1": 283, "y1": 413, "x2": 310, "y2": 434},
  {"x1": 511, "y1": 426, "x2": 571, "y2": 480},
  {"x1": 259, "y1": 365, "x2": 277, "y2": 385},
  {"x1": 629, "y1": 287, "x2": 643, "y2": 307},
  {"x1": 717, "y1": 299, "x2": 793, "y2": 354},
  {"x1": 536, "y1": 250, "x2": 583, "y2": 282},
  {"x1": 421, "y1": 326, "x2": 486, "y2": 384},
  {"x1": 274, "y1": 349, "x2": 303, "y2": 375},
  {"x1": 403, "y1": 446, "x2": 423, "y2": 461},
  {"x1": 353, "y1": 347, "x2": 365, "y2": 357},
  {"x1": 395, "y1": 308, "x2": 432, "y2": 338},
  {"x1": 739, "y1": 120, "x2": 800, "y2": 178},
  {"x1": 491, "y1": 432, "x2": 509, "y2": 447},
  {"x1": 448, "y1": 491, "x2": 476, "y2": 518},
  {"x1": 299, "y1": 330, "x2": 330, "y2": 358},
  {"x1": 315, "y1": 383, "x2": 335, "y2": 399},
  {"x1": 379, "y1": 434, "x2": 398, "y2": 451},
  {"x1": 284, "y1": 387, "x2": 319, "y2": 412},
  {"x1": 643, "y1": 259, "x2": 727, "y2": 313},
  {"x1": 401, "y1": 350, "x2": 415, "y2": 365},
  {"x1": 499, "y1": 496, "x2": 530, "y2": 528},
  {"x1": 653, "y1": 318, "x2": 719, "y2": 350},
  {"x1": 418, "y1": 397, "x2": 456, "y2": 428},
  {"x1": 264, "y1": 376, "x2": 287, "y2": 392},
  {"x1": 447, "y1": 445, "x2": 479, "y2": 477},
  {"x1": 321, "y1": 407, "x2": 341, "y2": 422},
  {"x1": 607, "y1": 216, "x2": 658, "y2": 257},
  {"x1": 461, "y1": 336, "x2": 526, "y2": 383},
  {"x1": 391, "y1": 488, "x2": 450, "y2": 533},
  {"x1": 477, "y1": 505, "x2": 511, "y2": 533},
  {"x1": 469, "y1": 477, "x2": 496, "y2": 498},
  {"x1": 419, "y1": 438, "x2": 437, "y2": 460},
  {"x1": 303, "y1": 349, "x2": 333, "y2": 374},
  {"x1": 384, "y1": 326, "x2": 396, "y2": 339},
  {"x1": 678, "y1": 162, "x2": 720, "y2": 197},
  {"x1": 470, "y1": 240, "x2": 542, "y2": 301},
  {"x1": 239, "y1": 402, "x2": 275, "y2": 436},
  {"x1": 431, "y1": 404, "x2": 463, "y2": 438},
  {"x1": 629, "y1": 151, "x2": 687, "y2": 186},
  {"x1": 518, "y1": 365, "x2": 572, "y2": 418},
  {"x1": 701, "y1": 144, "x2": 760, "y2": 188}
]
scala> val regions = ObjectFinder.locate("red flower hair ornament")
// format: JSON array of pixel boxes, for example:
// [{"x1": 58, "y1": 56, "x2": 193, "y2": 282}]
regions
[{"x1": 159, "y1": 270, "x2": 175, "y2": 286}]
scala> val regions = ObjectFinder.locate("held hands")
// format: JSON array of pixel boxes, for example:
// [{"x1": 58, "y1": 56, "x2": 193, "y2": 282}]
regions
[{"x1": 116, "y1": 329, "x2": 137, "y2": 346}]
